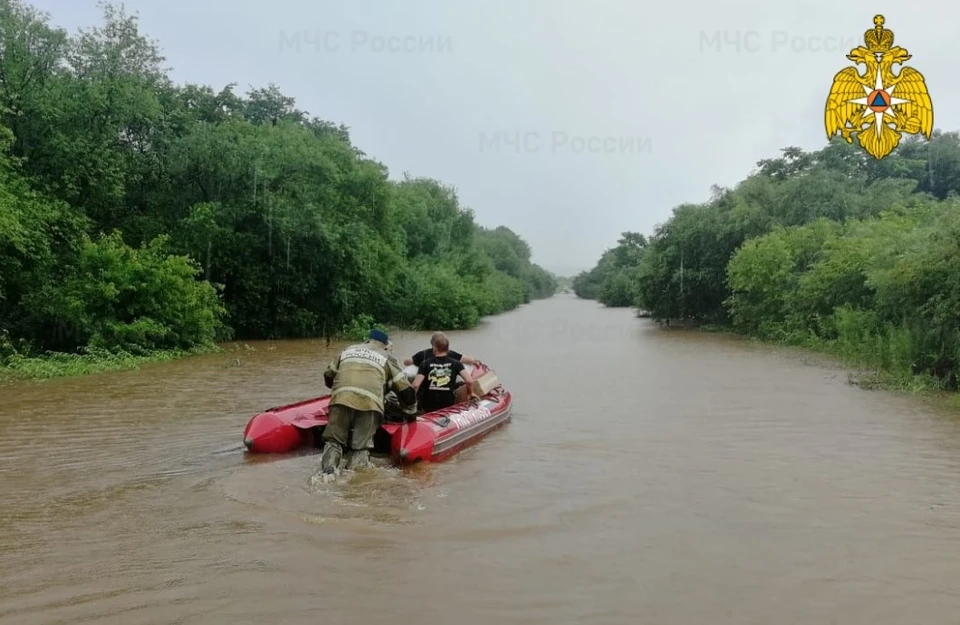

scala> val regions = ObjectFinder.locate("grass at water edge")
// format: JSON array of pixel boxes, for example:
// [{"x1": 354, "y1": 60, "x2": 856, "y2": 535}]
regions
[
  {"x1": 0, "y1": 344, "x2": 222, "y2": 385},
  {"x1": 0, "y1": 323, "x2": 420, "y2": 386}
]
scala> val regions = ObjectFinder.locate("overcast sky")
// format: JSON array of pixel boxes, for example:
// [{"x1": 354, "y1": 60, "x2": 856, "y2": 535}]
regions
[{"x1": 31, "y1": 0, "x2": 960, "y2": 276}]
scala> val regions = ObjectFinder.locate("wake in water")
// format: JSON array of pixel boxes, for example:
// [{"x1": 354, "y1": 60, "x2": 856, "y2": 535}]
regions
[
  {"x1": 309, "y1": 458, "x2": 438, "y2": 510},
  {"x1": 217, "y1": 449, "x2": 442, "y2": 528}
]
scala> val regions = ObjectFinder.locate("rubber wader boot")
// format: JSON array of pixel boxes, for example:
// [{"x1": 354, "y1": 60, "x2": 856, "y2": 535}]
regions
[
  {"x1": 319, "y1": 442, "x2": 342, "y2": 482},
  {"x1": 346, "y1": 450, "x2": 370, "y2": 470}
]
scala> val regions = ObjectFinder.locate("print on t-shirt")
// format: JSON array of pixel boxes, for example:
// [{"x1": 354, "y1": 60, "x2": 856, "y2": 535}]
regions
[
  {"x1": 417, "y1": 355, "x2": 464, "y2": 412},
  {"x1": 426, "y1": 362, "x2": 453, "y2": 390}
]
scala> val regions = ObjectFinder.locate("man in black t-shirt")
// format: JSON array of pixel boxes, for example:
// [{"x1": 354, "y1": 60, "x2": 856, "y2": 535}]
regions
[
  {"x1": 413, "y1": 334, "x2": 478, "y2": 413},
  {"x1": 403, "y1": 332, "x2": 481, "y2": 368}
]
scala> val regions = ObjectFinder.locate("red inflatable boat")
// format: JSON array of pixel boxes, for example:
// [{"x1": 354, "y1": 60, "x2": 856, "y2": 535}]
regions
[{"x1": 242, "y1": 364, "x2": 512, "y2": 463}]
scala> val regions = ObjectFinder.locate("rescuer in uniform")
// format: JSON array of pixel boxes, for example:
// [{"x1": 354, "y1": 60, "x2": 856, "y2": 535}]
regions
[{"x1": 319, "y1": 328, "x2": 417, "y2": 480}]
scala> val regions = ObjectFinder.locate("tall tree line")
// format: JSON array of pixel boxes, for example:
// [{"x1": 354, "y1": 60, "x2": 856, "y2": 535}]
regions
[
  {"x1": 575, "y1": 133, "x2": 960, "y2": 388},
  {"x1": 0, "y1": 1, "x2": 556, "y2": 359}
]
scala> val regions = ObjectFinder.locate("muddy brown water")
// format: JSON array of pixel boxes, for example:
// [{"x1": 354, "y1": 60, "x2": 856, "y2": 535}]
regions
[{"x1": 3, "y1": 294, "x2": 960, "y2": 623}]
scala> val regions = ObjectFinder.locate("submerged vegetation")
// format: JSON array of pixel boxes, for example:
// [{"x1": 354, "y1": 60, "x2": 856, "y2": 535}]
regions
[
  {"x1": 575, "y1": 135, "x2": 960, "y2": 394},
  {"x1": 0, "y1": 1, "x2": 555, "y2": 381}
]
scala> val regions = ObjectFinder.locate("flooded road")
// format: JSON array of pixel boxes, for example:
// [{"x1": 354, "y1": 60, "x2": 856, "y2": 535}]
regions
[{"x1": 3, "y1": 294, "x2": 960, "y2": 623}]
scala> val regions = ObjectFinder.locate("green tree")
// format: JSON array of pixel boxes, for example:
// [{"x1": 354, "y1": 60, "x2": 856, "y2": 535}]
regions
[
  {"x1": 577, "y1": 132, "x2": 960, "y2": 387},
  {"x1": 0, "y1": 0, "x2": 556, "y2": 372}
]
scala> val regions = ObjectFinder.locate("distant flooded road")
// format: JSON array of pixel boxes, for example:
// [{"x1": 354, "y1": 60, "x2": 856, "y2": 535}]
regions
[{"x1": 3, "y1": 294, "x2": 960, "y2": 624}]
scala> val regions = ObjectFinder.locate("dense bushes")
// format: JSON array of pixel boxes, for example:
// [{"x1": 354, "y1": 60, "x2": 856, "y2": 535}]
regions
[
  {"x1": 0, "y1": 1, "x2": 554, "y2": 372},
  {"x1": 33, "y1": 232, "x2": 227, "y2": 354},
  {"x1": 727, "y1": 203, "x2": 960, "y2": 386},
  {"x1": 572, "y1": 232, "x2": 646, "y2": 306},
  {"x1": 575, "y1": 133, "x2": 960, "y2": 389}
]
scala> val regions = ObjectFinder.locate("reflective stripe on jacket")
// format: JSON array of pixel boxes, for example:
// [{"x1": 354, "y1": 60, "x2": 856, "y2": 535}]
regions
[{"x1": 324, "y1": 340, "x2": 412, "y2": 413}]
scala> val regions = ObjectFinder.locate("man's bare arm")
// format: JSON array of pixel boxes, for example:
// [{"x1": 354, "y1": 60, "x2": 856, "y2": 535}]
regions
[{"x1": 459, "y1": 369, "x2": 478, "y2": 398}]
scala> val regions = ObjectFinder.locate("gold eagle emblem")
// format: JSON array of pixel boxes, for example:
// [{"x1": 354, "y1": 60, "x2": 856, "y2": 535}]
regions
[{"x1": 824, "y1": 15, "x2": 933, "y2": 159}]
